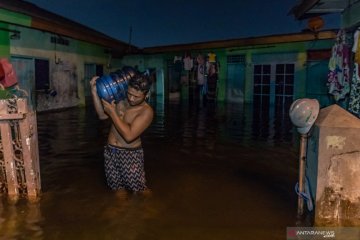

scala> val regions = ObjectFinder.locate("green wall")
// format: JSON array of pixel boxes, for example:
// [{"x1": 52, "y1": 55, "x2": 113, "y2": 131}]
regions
[
  {"x1": 0, "y1": 8, "x2": 113, "y2": 111},
  {"x1": 0, "y1": 22, "x2": 10, "y2": 57},
  {"x1": 0, "y1": 9, "x2": 31, "y2": 27},
  {"x1": 121, "y1": 38, "x2": 334, "y2": 104},
  {"x1": 342, "y1": 1, "x2": 360, "y2": 28}
]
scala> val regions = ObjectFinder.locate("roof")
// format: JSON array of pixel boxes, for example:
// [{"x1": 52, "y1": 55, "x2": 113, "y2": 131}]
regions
[
  {"x1": 0, "y1": 0, "x2": 339, "y2": 57},
  {"x1": 0, "y1": 0, "x2": 139, "y2": 57},
  {"x1": 289, "y1": 0, "x2": 348, "y2": 20},
  {"x1": 142, "y1": 30, "x2": 337, "y2": 54}
]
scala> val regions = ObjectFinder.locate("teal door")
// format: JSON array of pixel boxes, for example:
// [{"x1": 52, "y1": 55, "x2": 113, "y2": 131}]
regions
[
  {"x1": 227, "y1": 55, "x2": 245, "y2": 102},
  {"x1": 10, "y1": 57, "x2": 36, "y2": 108},
  {"x1": 156, "y1": 68, "x2": 164, "y2": 98}
]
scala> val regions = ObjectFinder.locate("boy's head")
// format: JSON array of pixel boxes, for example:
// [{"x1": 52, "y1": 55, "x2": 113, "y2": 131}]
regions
[
  {"x1": 127, "y1": 73, "x2": 152, "y2": 106},
  {"x1": 128, "y1": 73, "x2": 152, "y2": 94}
]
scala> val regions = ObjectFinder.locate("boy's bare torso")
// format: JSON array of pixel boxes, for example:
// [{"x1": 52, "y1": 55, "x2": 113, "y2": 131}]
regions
[{"x1": 107, "y1": 100, "x2": 148, "y2": 148}]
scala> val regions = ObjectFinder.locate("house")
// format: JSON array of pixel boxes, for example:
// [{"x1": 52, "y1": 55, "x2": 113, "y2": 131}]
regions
[
  {"x1": 290, "y1": 1, "x2": 360, "y2": 226},
  {"x1": 120, "y1": 29, "x2": 337, "y2": 118},
  {"x1": 1, "y1": 0, "x2": 341, "y2": 116},
  {"x1": 0, "y1": 0, "x2": 138, "y2": 111},
  {"x1": 290, "y1": 0, "x2": 360, "y2": 112}
]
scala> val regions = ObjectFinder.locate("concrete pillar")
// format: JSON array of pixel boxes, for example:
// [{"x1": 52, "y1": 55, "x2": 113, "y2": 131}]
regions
[{"x1": 307, "y1": 104, "x2": 360, "y2": 226}]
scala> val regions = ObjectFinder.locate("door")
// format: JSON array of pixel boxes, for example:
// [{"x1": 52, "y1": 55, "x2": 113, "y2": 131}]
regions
[
  {"x1": 10, "y1": 57, "x2": 36, "y2": 109},
  {"x1": 227, "y1": 55, "x2": 245, "y2": 102},
  {"x1": 35, "y1": 59, "x2": 50, "y2": 90},
  {"x1": 253, "y1": 63, "x2": 294, "y2": 114},
  {"x1": 252, "y1": 63, "x2": 295, "y2": 140},
  {"x1": 167, "y1": 59, "x2": 181, "y2": 100},
  {"x1": 84, "y1": 63, "x2": 102, "y2": 104},
  {"x1": 274, "y1": 63, "x2": 295, "y2": 115}
]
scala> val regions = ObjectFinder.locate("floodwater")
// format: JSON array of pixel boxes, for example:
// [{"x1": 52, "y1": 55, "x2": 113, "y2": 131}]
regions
[{"x1": 0, "y1": 98, "x2": 310, "y2": 240}]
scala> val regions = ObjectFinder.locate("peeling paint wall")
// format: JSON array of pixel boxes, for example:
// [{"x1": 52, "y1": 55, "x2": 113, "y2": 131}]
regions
[
  {"x1": 36, "y1": 62, "x2": 79, "y2": 111},
  {"x1": 8, "y1": 26, "x2": 110, "y2": 112},
  {"x1": 325, "y1": 135, "x2": 346, "y2": 150},
  {"x1": 307, "y1": 105, "x2": 360, "y2": 226},
  {"x1": 317, "y1": 152, "x2": 360, "y2": 226}
]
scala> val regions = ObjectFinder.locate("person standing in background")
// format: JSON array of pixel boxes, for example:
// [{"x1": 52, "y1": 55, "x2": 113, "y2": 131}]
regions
[
  {"x1": 196, "y1": 54, "x2": 206, "y2": 106},
  {"x1": 206, "y1": 63, "x2": 218, "y2": 101}
]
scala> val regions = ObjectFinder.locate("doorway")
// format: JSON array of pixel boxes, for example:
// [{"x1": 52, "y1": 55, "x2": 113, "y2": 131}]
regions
[
  {"x1": 253, "y1": 63, "x2": 294, "y2": 115},
  {"x1": 226, "y1": 55, "x2": 245, "y2": 103},
  {"x1": 10, "y1": 57, "x2": 36, "y2": 109},
  {"x1": 84, "y1": 63, "x2": 103, "y2": 104}
]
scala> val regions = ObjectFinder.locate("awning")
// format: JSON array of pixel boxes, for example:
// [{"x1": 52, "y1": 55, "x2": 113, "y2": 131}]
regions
[{"x1": 289, "y1": 0, "x2": 348, "y2": 20}]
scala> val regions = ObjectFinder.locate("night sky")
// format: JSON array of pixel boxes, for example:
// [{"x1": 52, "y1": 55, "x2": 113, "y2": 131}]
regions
[{"x1": 24, "y1": 0, "x2": 340, "y2": 48}]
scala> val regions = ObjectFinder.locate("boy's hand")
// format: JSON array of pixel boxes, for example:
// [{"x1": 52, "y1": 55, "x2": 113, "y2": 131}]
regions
[
  {"x1": 101, "y1": 99, "x2": 116, "y2": 116},
  {"x1": 90, "y1": 76, "x2": 99, "y2": 93}
]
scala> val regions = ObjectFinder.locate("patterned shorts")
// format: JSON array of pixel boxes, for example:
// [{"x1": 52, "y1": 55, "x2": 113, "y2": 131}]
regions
[{"x1": 104, "y1": 144, "x2": 146, "y2": 192}]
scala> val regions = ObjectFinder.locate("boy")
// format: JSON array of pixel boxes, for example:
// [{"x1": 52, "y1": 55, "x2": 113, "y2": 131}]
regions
[{"x1": 90, "y1": 73, "x2": 153, "y2": 193}]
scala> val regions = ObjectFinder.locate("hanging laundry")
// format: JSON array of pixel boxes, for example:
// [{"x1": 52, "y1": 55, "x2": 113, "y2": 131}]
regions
[
  {"x1": 173, "y1": 55, "x2": 182, "y2": 63},
  {"x1": 173, "y1": 56, "x2": 183, "y2": 72},
  {"x1": 327, "y1": 29, "x2": 350, "y2": 102},
  {"x1": 207, "y1": 52, "x2": 217, "y2": 63},
  {"x1": 196, "y1": 54, "x2": 205, "y2": 65},
  {"x1": 348, "y1": 29, "x2": 360, "y2": 116},
  {"x1": 197, "y1": 64, "x2": 205, "y2": 86},
  {"x1": 183, "y1": 55, "x2": 193, "y2": 71},
  {"x1": 348, "y1": 63, "x2": 360, "y2": 117},
  {"x1": 352, "y1": 29, "x2": 360, "y2": 64}
]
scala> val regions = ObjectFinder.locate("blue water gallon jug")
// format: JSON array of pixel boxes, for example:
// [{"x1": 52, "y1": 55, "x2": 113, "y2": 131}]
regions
[{"x1": 96, "y1": 66, "x2": 137, "y2": 103}]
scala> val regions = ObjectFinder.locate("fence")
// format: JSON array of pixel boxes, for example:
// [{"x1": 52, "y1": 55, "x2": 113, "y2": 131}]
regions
[{"x1": 0, "y1": 98, "x2": 41, "y2": 201}]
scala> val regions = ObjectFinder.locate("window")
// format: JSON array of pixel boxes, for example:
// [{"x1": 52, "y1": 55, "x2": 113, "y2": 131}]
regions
[
  {"x1": 35, "y1": 59, "x2": 50, "y2": 90},
  {"x1": 253, "y1": 64, "x2": 271, "y2": 110},
  {"x1": 275, "y1": 64, "x2": 294, "y2": 113},
  {"x1": 253, "y1": 63, "x2": 294, "y2": 113},
  {"x1": 50, "y1": 36, "x2": 69, "y2": 46}
]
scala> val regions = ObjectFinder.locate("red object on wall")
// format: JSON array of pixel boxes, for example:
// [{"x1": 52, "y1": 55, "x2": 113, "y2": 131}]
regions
[
  {"x1": 308, "y1": 16, "x2": 324, "y2": 32},
  {"x1": 0, "y1": 58, "x2": 18, "y2": 88}
]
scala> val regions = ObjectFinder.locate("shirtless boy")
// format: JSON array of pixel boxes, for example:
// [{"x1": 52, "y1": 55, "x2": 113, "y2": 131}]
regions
[{"x1": 90, "y1": 73, "x2": 153, "y2": 193}]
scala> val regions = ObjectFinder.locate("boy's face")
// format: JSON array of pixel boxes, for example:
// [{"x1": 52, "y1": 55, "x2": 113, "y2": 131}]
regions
[{"x1": 127, "y1": 87, "x2": 146, "y2": 106}]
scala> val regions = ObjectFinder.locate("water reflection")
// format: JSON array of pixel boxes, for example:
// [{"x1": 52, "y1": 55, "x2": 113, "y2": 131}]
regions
[
  {"x1": 147, "y1": 99, "x2": 296, "y2": 148},
  {"x1": 0, "y1": 99, "x2": 304, "y2": 239},
  {"x1": 0, "y1": 199, "x2": 43, "y2": 240}
]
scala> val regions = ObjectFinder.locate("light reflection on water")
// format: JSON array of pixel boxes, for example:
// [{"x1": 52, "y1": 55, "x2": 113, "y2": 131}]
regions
[
  {"x1": 146, "y1": 100, "x2": 297, "y2": 148},
  {"x1": 0, "y1": 99, "x2": 307, "y2": 240}
]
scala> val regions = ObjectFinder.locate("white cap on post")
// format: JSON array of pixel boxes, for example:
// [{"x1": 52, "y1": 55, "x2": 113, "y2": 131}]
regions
[{"x1": 289, "y1": 98, "x2": 320, "y2": 134}]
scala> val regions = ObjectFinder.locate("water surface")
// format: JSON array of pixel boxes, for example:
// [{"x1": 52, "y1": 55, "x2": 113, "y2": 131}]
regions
[{"x1": 0, "y1": 99, "x2": 308, "y2": 240}]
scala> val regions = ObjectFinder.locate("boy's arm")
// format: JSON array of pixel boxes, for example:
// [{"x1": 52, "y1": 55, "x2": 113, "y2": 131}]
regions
[
  {"x1": 90, "y1": 76, "x2": 108, "y2": 120},
  {"x1": 101, "y1": 99, "x2": 153, "y2": 143}
]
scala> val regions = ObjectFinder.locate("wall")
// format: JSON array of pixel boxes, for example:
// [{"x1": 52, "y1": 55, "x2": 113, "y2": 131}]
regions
[
  {"x1": 0, "y1": 8, "x2": 28, "y2": 56},
  {"x1": 128, "y1": 38, "x2": 334, "y2": 105},
  {"x1": 8, "y1": 26, "x2": 110, "y2": 111},
  {"x1": 0, "y1": 9, "x2": 31, "y2": 27},
  {"x1": 308, "y1": 105, "x2": 360, "y2": 226},
  {"x1": 342, "y1": 0, "x2": 360, "y2": 28},
  {"x1": 0, "y1": 22, "x2": 10, "y2": 57},
  {"x1": 121, "y1": 54, "x2": 167, "y2": 99}
]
